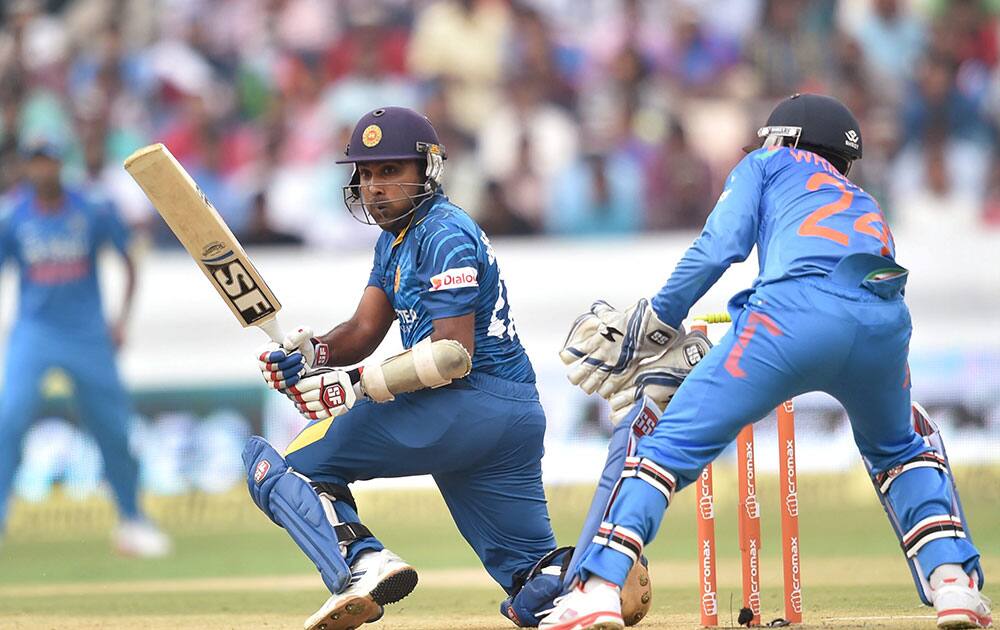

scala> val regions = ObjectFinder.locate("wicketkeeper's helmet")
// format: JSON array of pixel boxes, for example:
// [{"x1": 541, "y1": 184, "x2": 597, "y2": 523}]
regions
[{"x1": 749, "y1": 93, "x2": 862, "y2": 175}]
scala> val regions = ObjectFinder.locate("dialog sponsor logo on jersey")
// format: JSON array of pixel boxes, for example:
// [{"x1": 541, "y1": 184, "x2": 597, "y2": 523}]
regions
[{"x1": 429, "y1": 266, "x2": 478, "y2": 292}]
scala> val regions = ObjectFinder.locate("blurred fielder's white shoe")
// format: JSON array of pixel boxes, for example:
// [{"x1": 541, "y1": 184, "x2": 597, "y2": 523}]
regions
[
  {"x1": 304, "y1": 548, "x2": 418, "y2": 630},
  {"x1": 113, "y1": 519, "x2": 171, "y2": 558},
  {"x1": 539, "y1": 576, "x2": 624, "y2": 630},
  {"x1": 932, "y1": 565, "x2": 992, "y2": 629}
]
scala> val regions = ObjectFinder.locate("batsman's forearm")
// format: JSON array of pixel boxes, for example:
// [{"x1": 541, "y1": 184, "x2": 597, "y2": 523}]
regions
[{"x1": 316, "y1": 319, "x2": 384, "y2": 366}]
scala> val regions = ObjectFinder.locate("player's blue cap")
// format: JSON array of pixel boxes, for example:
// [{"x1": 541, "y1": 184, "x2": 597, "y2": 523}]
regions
[
  {"x1": 335, "y1": 106, "x2": 446, "y2": 164},
  {"x1": 20, "y1": 137, "x2": 64, "y2": 161}
]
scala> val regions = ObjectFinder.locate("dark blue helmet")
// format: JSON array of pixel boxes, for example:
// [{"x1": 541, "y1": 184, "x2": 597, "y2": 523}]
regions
[
  {"x1": 753, "y1": 93, "x2": 862, "y2": 175},
  {"x1": 337, "y1": 107, "x2": 447, "y2": 225}
]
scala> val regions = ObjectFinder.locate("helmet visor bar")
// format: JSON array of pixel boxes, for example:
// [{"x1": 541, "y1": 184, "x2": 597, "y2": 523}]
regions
[{"x1": 757, "y1": 125, "x2": 802, "y2": 150}]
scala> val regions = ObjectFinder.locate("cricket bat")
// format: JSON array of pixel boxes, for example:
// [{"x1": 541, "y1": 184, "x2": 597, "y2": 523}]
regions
[{"x1": 124, "y1": 143, "x2": 283, "y2": 343}]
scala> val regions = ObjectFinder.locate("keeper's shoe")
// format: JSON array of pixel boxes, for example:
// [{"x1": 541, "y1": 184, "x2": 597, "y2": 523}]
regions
[
  {"x1": 304, "y1": 549, "x2": 418, "y2": 630},
  {"x1": 934, "y1": 574, "x2": 992, "y2": 629},
  {"x1": 112, "y1": 519, "x2": 171, "y2": 558},
  {"x1": 539, "y1": 577, "x2": 624, "y2": 630}
]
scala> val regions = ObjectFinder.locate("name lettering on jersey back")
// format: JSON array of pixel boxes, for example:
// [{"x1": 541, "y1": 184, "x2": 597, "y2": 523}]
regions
[
  {"x1": 788, "y1": 148, "x2": 850, "y2": 185},
  {"x1": 429, "y1": 266, "x2": 478, "y2": 292}
]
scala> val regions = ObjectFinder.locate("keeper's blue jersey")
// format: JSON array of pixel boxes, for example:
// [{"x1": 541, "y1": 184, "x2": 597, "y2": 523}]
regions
[
  {"x1": 0, "y1": 186, "x2": 131, "y2": 335},
  {"x1": 368, "y1": 192, "x2": 535, "y2": 383},
  {"x1": 652, "y1": 146, "x2": 897, "y2": 327}
]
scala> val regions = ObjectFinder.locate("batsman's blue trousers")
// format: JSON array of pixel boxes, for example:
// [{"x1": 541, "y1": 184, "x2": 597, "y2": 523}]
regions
[
  {"x1": 0, "y1": 323, "x2": 141, "y2": 528},
  {"x1": 576, "y1": 274, "x2": 980, "y2": 587},
  {"x1": 284, "y1": 370, "x2": 556, "y2": 592}
]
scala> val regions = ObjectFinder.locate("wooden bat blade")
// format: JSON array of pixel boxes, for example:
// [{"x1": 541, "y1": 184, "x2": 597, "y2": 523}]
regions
[{"x1": 124, "y1": 143, "x2": 282, "y2": 339}]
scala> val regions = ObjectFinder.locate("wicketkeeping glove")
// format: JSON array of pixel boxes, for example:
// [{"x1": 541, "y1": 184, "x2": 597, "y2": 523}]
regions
[
  {"x1": 606, "y1": 329, "x2": 712, "y2": 424},
  {"x1": 284, "y1": 367, "x2": 363, "y2": 421},
  {"x1": 560, "y1": 299, "x2": 682, "y2": 398},
  {"x1": 256, "y1": 326, "x2": 330, "y2": 390}
]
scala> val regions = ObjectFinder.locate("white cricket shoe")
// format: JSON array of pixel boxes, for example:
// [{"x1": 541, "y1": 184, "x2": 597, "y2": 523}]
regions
[
  {"x1": 304, "y1": 548, "x2": 418, "y2": 630},
  {"x1": 539, "y1": 576, "x2": 624, "y2": 630},
  {"x1": 934, "y1": 575, "x2": 993, "y2": 629},
  {"x1": 112, "y1": 519, "x2": 171, "y2": 558}
]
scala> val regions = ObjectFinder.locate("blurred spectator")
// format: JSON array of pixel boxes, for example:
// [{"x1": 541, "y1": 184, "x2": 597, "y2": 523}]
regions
[
  {"x1": 477, "y1": 74, "x2": 579, "y2": 229},
  {"x1": 241, "y1": 190, "x2": 304, "y2": 246},
  {"x1": 890, "y1": 119, "x2": 990, "y2": 233},
  {"x1": 663, "y1": 8, "x2": 740, "y2": 95},
  {"x1": 504, "y1": 3, "x2": 578, "y2": 108},
  {"x1": 78, "y1": 116, "x2": 152, "y2": 232},
  {"x1": 901, "y1": 53, "x2": 993, "y2": 147},
  {"x1": 579, "y1": 0, "x2": 670, "y2": 71},
  {"x1": 645, "y1": 118, "x2": 713, "y2": 231},
  {"x1": 408, "y1": 0, "x2": 510, "y2": 135},
  {"x1": 279, "y1": 56, "x2": 334, "y2": 165},
  {"x1": 323, "y1": 20, "x2": 419, "y2": 130},
  {"x1": 933, "y1": 0, "x2": 998, "y2": 68},
  {"x1": 478, "y1": 180, "x2": 536, "y2": 236},
  {"x1": 0, "y1": 0, "x2": 997, "y2": 244},
  {"x1": 546, "y1": 149, "x2": 643, "y2": 235},
  {"x1": 846, "y1": 0, "x2": 924, "y2": 94},
  {"x1": 745, "y1": 0, "x2": 828, "y2": 97}
]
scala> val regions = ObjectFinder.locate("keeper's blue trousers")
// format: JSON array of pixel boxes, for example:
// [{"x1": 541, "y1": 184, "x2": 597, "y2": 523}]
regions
[{"x1": 575, "y1": 275, "x2": 980, "y2": 587}]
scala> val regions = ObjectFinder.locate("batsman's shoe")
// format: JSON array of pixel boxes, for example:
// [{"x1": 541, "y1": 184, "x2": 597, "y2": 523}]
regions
[
  {"x1": 539, "y1": 577, "x2": 624, "y2": 630},
  {"x1": 934, "y1": 574, "x2": 992, "y2": 629},
  {"x1": 112, "y1": 519, "x2": 171, "y2": 558},
  {"x1": 304, "y1": 549, "x2": 418, "y2": 630}
]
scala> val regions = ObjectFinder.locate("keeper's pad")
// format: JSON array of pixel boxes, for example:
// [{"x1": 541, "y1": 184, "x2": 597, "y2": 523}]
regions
[
  {"x1": 242, "y1": 437, "x2": 373, "y2": 594},
  {"x1": 500, "y1": 547, "x2": 652, "y2": 627},
  {"x1": 567, "y1": 397, "x2": 666, "y2": 578},
  {"x1": 862, "y1": 403, "x2": 984, "y2": 605},
  {"x1": 361, "y1": 337, "x2": 472, "y2": 402}
]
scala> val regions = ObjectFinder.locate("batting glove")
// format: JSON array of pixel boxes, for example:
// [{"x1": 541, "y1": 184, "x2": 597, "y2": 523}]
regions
[
  {"x1": 284, "y1": 367, "x2": 363, "y2": 421},
  {"x1": 256, "y1": 326, "x2": 330, "y2": 390},
  {"x1": 560, "y1": 299, "x2": 682, "y2": 398}
]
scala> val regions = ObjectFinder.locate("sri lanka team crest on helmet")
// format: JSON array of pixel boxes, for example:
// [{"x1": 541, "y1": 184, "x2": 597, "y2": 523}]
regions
[{"x1": 362, "y1": 124, "x2": 383, "y2": 147}]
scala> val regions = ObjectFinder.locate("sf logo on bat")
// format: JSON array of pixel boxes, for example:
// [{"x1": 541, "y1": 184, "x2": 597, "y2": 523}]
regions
[{"x1": 201, "y1": 242, "x2": 277, "y2": 325}]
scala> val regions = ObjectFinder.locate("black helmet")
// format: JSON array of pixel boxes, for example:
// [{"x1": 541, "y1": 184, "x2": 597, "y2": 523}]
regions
[
  {"x1": 753, "y1": 93, "x2": 862, "y2": 174},
  {"x1": 336, "y1": 106, "x2": 447, "y2": 225}
]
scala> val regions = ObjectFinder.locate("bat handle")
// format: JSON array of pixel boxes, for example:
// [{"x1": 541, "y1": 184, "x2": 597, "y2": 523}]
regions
[{"x1": 257, "y1": 317, "x2": 284, "y2": 344}]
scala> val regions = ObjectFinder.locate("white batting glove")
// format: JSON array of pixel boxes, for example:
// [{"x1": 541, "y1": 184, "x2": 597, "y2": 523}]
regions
[
  {"x1": 560, "y1": 299, "x2": 682, "y2": 398},
  {"x1": 607, "y1": 329, "x2": 712, "y2": 424},
  {"x1": 284, "y1": 367, "x2": 363, "y2": 421},
  {"x1": 257, "y1": 342, "x2": 307, "y2": 390},
  {"x1": 256, "y1": 326, "x2": 331, "y2": 391}
]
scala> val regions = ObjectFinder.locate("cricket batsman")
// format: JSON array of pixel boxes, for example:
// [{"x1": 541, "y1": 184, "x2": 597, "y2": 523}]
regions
[
  {"x1": 547, "y1": 94, "x2": 991, "y2": 630},
  {"x1": 0, "y1": 138, "x2": 170, "y2": 556},
  {"x1": 244, "y1": 106, "x2": 558, "y2": 630}
]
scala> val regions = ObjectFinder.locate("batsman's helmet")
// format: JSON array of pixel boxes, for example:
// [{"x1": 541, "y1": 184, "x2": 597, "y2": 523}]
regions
[
  {"x1": 336, "y1": 106, "x2": 447, "y2": 225},
  {"x1": 749, "y1": 93, "x2": 862, "y2": 175}
]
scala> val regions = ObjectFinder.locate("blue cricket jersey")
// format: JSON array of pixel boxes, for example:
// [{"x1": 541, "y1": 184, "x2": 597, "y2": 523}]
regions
[
  {"x1": 652, "y1": 146, "x2": 896, "y2": 327},
  {"x1": 0, "y1": 186, "x2": 131, "y2": 336},
  {"x1": 368, "y1": 192, "x2": 536, "y2": 383}
]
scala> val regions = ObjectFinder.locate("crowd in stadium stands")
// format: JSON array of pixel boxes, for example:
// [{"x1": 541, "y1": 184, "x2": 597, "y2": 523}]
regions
[{"x1": 1, "y1": 0, "x2": 999, "y2": 249}]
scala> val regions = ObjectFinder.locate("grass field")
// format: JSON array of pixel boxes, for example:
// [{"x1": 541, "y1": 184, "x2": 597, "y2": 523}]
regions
[{"x1": 0, "y1": 466, "x2": 996, "y2": 629}]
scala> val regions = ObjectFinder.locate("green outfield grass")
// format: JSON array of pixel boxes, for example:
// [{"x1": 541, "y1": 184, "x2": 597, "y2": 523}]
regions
[{"x1": 0, "y1": 466, "x2": 996, "y2": 629}]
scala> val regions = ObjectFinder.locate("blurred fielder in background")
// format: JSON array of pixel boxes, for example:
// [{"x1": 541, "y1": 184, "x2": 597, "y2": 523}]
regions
[
  {"x1": 244, "y1": 106, "x2": 558, "y2": 630},
  {"x1": 0, "y1": 138, "x2": 169, "y2": 557},
  {"x1": 549, "y1": 93, "x2": 991, "y2": 630}
]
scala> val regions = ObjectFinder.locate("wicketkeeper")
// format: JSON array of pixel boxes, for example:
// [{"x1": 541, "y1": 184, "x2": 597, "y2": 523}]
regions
[{"x1": 546, "y1": 94, "x2": 990, "y2": 630}]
